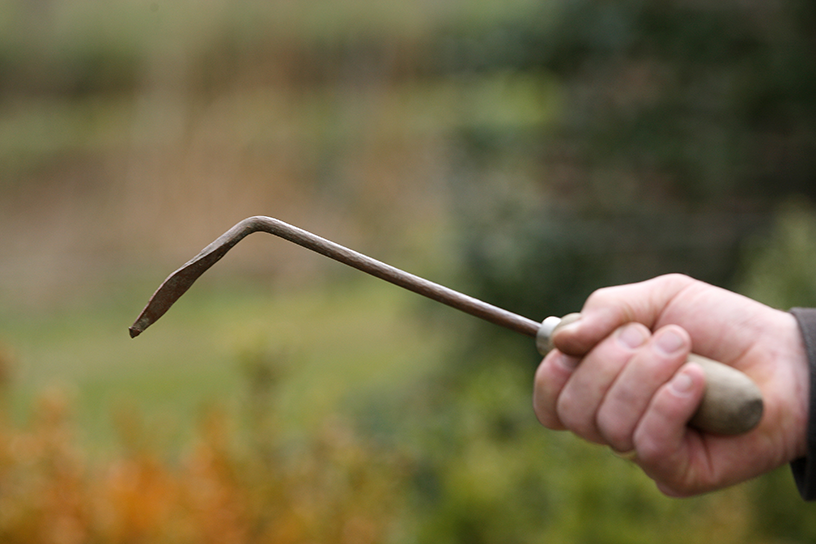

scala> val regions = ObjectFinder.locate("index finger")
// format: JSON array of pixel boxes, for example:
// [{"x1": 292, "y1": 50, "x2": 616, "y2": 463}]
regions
[{"x1": 533, "y1": 350, "x2": 580, "y2": 430}]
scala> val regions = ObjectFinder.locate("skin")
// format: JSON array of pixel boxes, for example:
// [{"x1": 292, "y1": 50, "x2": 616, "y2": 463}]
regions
[{"x1": 533, "y1": 274, "x2": 810, "y2": 497}]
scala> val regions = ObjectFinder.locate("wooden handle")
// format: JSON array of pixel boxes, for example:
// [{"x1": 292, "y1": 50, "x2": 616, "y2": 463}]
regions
[{"x1": 536, "y1": 314, "x2": 763, "y2": 435}]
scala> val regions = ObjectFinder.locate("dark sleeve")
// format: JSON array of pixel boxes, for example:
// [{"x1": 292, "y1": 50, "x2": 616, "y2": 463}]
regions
[{"x1": 789, "y1": 308, "x2": 816, "y2": 500}]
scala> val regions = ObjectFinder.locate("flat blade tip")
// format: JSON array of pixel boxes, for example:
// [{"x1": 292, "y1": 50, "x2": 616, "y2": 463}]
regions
[{"x1": 129, "y1": 315, "x2": 151, "y2": 338}]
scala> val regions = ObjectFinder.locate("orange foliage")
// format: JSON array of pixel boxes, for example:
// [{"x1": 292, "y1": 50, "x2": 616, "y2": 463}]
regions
[{"x1": 0, "y1": 374, "x2": 405, "y2": 544}]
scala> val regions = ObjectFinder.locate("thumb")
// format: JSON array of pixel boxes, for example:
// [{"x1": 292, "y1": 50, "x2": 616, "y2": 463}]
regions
[
  {"x1": 551, "y1": 309, "x2": 628, "y2": 356},
  {"x1": 552, "y1": 275, "x2": 697, "y2": 356}
]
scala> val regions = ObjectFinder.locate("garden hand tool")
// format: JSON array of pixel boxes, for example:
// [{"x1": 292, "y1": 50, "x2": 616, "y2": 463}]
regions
[{"x1": 130, "y1": 216, "x2": 763, "y2": 435}]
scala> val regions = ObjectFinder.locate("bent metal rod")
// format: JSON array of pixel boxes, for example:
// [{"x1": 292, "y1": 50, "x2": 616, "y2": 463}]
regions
[{"x1": 129, "y1": 215, "x2": 543, "y2": 340}]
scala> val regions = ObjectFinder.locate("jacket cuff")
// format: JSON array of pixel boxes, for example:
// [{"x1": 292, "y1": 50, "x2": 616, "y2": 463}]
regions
[{"x1": 789, "y1": 308, "x2": 816, "y2": 500}]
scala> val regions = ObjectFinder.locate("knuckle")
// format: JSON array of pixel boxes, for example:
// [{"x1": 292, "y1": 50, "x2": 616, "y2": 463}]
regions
[
  {"x1": 596, "y1": 408, "x2": 633, "y2": 451},
  {"x1": 657, "y1": 272, "x2": 693, "y2": 286},
  {"x1": 556, "y1": 393, "x2": 599, "y2": 441},
  {"x1": 631, "y1": 429, "x2": 666, "y2": 467},
  {"x1": 535, "y1": 410, "x2": 565, "y2": 430},
  {"x1": 584, "y1": 285, "x2": 618, "y2": 309},
  {"x1": 532, "y1": 390, "x2": 554, "y2": 426},
  {"x1": 656, "y1": 483, "x2": 694, "y2": 498},
  {"x1": 532, "y1": 361, "x2": 550, "y2": 392},
  {"x1": 532, "y1": 358, "x2": 561, "y2": 405},
  {"x1": 533, "y1": 359, "x2": 566, "y2": 430},
  {"x1": 554, "y1": 392, "x2": 576, "y2": 426}
]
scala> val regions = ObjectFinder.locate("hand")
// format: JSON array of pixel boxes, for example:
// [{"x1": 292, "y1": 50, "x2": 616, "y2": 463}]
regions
[{"x1": 532, "y1": 274, "x2": 809, "y2": 496}]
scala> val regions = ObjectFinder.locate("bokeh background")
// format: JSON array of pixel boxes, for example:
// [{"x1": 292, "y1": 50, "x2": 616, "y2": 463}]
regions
[{"x1": 2, "y1": 0, "x2": 816, "y2": 542}]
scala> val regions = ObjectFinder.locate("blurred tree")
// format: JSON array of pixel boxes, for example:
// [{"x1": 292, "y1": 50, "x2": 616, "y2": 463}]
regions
[
  {"x1": 739, "y1": 199, "x2": 816, "y2": 309},
  {"x1": 435, "y1": 0, "x2": 816, "y2": 352}
]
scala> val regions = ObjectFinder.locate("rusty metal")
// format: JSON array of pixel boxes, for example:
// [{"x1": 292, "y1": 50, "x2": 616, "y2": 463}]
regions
[{"x1": 129, "y1": 216, "x2": 541, "y2": 338}]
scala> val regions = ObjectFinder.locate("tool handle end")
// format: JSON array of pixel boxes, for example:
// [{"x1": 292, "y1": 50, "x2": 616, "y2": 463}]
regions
[{"x1": 685, "y1": 353, "x2": 763, "y2": 435}]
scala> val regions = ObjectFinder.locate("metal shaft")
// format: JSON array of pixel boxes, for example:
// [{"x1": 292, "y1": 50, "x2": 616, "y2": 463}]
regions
[{"x1": 130, "y1": 216, "x2": 541, "y2": 338}]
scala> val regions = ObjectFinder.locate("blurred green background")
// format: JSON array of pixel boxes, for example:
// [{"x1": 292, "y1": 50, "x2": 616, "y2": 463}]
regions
[{"x1": 2, "y1": 0, "x2": 816, "y2": 542}]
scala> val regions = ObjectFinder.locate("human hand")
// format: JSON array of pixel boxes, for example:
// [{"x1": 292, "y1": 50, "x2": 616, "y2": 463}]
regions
[{"x1": 532, "y1": 274, "x2": 809, "y2": 496}]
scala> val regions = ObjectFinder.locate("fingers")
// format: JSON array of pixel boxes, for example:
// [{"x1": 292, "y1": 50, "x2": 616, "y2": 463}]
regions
[
  {"x1": 597, "y1": 326, "x2": 691, "y2": 452},
  {"x1": 556, "y1": 322, "x2": 651, "y2": 444},
  {"x1": 533, "y1": 322, "x2": 696, "y2": 454},
  {"x1": 533, "y1": 350, "x2": 579, "y2": 430},
  {"x1": 533, "y1": 322, "x2": 651, "y2": 433}
]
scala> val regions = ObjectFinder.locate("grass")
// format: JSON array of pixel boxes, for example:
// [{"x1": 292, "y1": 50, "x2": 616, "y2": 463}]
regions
[{"x1": 0, "y1": 274, "x2": 449, "y2": 454}]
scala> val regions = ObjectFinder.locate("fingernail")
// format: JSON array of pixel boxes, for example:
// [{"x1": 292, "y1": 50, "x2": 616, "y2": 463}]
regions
[
  {"x1": 670, "y1": 371, "x2": 693, "y2": 396},
  {"x1": 557, "y1": 353, "x2": 580, "y2": 371},
  {"x1": 555, "y1": 313, "x2": 582, "y2": 334},
  {"x1": 617, "y1": 324, "x2": 647, "y2": 349},
  {"x1": 655, "y1": 329, "x2": 684, "y2": 355}
]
